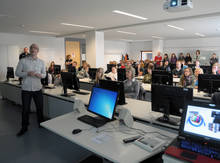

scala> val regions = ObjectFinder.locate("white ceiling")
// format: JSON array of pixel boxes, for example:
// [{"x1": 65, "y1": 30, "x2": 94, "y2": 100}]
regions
[{"x1": 1, "y1": 0, "x2": 220, "y2": 41}]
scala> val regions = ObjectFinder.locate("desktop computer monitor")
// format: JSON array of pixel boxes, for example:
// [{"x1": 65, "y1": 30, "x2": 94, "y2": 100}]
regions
[
  {"x1": 99, "y1": 79, "x2": 126, "y2": 105},
  {"x1": 179, "y1": 101, "x2": 220, "y2": 147},
  {"x1": 117, "y1": 68, "x2": 126, "y2": 81},
  {"x1": 200, "y1": 65, "x2": 211, "y2": 74},
  {"x1": 54, "y1": 65, "x2": 61, "y2": 75},
  {"x1": 77, "y1": 87, "x2": 118, "y2": 127},
  {"x1": 151, "y1": 84, "x2": 193, "y2": 126},
  {"x1": 6, "y1": 67, "x2": 14, "y2": 80},
  {"x1": 88, "y1": 68, "x2": 97, "y2": 80},
  {"x1": 61, "y1": 72, "x2": 80, "y2": 96},
  {"x1": 198, "y1": 74, "x2": 220, "y2": 95},
  {"x1": 170, "y1": 63, "x2": 176, "y2": 72},
  {"x1": 67, "y1": 65, "x2": 76, "y2": 73},
  {"x1": 188, "y1": 64, "x2": 196, "y2": 72},
  {"x1": 152, "y1": 70, "x2": 173, "y2": 85}
]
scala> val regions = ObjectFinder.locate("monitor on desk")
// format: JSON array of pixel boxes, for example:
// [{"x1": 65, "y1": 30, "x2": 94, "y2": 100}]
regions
[
  {"x1": 77, "y1": 87, "x2": 118, "y2": 127},
  {"x1": 200, "y1": 65, "x2": 211, "y2": 74},
  {"x1": 41, "y1": 72, "x2": 49, "y2": 86},
  {"x1": 179, "y1": 101, "x2": 220, "y2": 146},
  {"x1": 117, "y1": 68, "x2": 126, "y2": 81},
  {"x1": 151, "y1": 84, "x2": 193, "y2": 126},
  {"x1": 106, "y1": 64, "x2": 116, "y2": 73},
  {"x1": 54, "y1": 65, "x2": 61, "y2": 75},
  {"x1": 198, "y1": 74, "x2": 220, "y2": 95},
  {"x1": 6, "y1": 67, "x2": 14, "y2": 80},
  {"x1": 88, "y1": 68, "x2": 97, "y2": 80},
  {"x1": 152, "y1": 70, "x2": 173, "y2": 85},
  {"x1": 61, "y1": 72, "x2": 79, "y2": 96},
  {"x1": 99, "y1": 79, "x2": 126, "y2": 105}
]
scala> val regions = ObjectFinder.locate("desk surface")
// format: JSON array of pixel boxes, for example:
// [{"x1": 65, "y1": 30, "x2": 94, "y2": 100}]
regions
[{"x1": 41, "y1": 112, "x2": 177, "y2": 163}]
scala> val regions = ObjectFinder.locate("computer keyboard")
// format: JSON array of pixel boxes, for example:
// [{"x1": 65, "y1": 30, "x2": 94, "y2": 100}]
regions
[
  {"x1": 77, "y1": 115, "x2": 108, "y2": 128},
  {"x1": 73, "y1": 90, "x2": 90, "y2": 95}
]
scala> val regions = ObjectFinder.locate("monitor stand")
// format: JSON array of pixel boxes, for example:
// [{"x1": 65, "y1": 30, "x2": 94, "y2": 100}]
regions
[
  {"x1": 77, "y1": 115, "x2": 111, "y2": 128},
  {"x1": 156, "y1": 114, "x2": 180, "y2": 126},
  {"x1": 61, "y1": 87, "x2": 75, "y2": 97}
]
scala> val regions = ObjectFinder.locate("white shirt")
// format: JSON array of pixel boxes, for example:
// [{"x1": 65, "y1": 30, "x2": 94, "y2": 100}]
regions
[
  {"x1": 15, "y1": 56, "x2": 46, "y2": 91},
  {"x1": 106, "y1": 72, "x2": 118, "y2": 81}
]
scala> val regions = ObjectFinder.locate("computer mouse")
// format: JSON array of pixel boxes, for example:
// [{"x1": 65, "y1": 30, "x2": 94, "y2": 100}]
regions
[{"x1": 72, "y1": 129, "x2": 82, "y2": 135}]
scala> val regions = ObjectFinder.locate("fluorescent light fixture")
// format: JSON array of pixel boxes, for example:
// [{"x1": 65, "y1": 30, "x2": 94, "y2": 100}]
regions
[
  {"x1": 113, "y1": 10, "x2": 148, "y2": 20},
  {"x1": 120, "y1": 39, "x2": 133, "y2": 42},
  {"x1": 152, "y1": 35, "x2": 163, "y2": 39},
  {"x1": 61, "y1": 23, "x2": 94, "y2": 29},
  {"x1": 29, "y1": 31, "x2": 59, "y2": 35},
  {"x1": 167, "y1": 24, "x2": 184, "y2": 31},
  {"x1": 117, "y1": 31, "x2": 136, "y2": 35},
  {"x1": 195, "y1": 33, "x2": 205, "y2": 37}
]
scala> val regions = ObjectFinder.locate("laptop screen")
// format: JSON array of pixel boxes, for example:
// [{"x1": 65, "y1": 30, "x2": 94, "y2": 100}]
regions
[
  {"x1": 183, "y1": 104, "x2": 220, "y2": 142},
  {"x1": 88, "y1": 87, "x2": 118, "y2": 120}
]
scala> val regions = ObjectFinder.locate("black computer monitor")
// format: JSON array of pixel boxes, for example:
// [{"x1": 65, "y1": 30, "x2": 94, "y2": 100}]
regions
[
  {"x1": 170, "y1": 63, "x2": 176, "y2": 72},
  {"x1": 200, "y1": 65, "x2": 211, "y2": 74},
  {"x1": 54, "y1": 65, "x2": 61, "y2": 75},
  {"x1": 99, "y1": 79, "x2": 126, "y2": 105},
  {"x1": 106, "y1": 64, "x2": 116, "y2": 73},
  {"x1": 151, "y1": 84, "x2": 193, "y2": 126},
  {"x1": 188, "y1": 64, "x2": 196, "y2": 72},
  {"x1": 61, "y1": 72, "x2": 80, "y2": 96},
  {"x1": 152, "y1": 70, "x2": 173, "y2": 85},
  {"x1": 77, "y1": 87, "x2": 118, "y2": 127},
  {"x1": 88, "y1": 68, "x2": 97, "y2": 80},
  {"x1": 6, "y1": 67, "x2": 14, "y2": 80},
  {"x1": 179, "y1": 101, "x2": 220, "y2": 148},
  {"x1": 198, "y1": 74, "x2": 220, "y2": 95},
  {"x1": 41, "y1": 72, "x2": 48, "y2": 86},
  {"x1": 117, "y1": 68, "x2": 126, "y2": 81},
  {"x1": 67, "y1": 65, "x2": 76, "y2": 73}
]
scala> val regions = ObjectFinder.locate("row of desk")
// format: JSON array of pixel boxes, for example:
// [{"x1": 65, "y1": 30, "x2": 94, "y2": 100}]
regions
[{"x1": 0, "y1": 79, "x2": 212, "y2": 162}]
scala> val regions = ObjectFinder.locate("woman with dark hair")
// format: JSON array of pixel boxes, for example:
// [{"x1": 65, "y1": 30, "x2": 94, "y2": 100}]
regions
[
  {"x1": 48, "y1": 61, "x2": 55, "y2": 74},
  {"x1": 170, "y1": 53, "x2": 177, "y2": 64},
  {"x1": 185, "y1": 53, "x2": 192, "y2": 64},
  {"x1": 162, "y1": 53, "x2": 169, "y2": 64},
  {"x1": 94, "y1": 68, "x2": 104, "y2": 86}
]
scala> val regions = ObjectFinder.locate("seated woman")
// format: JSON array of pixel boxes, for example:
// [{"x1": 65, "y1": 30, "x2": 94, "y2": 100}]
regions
[
  {"x1": 142, "y1": 63, "x2": 154, "y2": 84},
  {"x1": 179, "y1": 67, "x2": 195, "y2": 88},
  {"x1": 94, "y1": 68, "x2": 104, "y2": 86},
  {"x1": 124, "y1": 68, "x2": 140, "y2": 99},
  {"x1": 77, "y1": 63, "x2": 90, "y2": 79},
  {"x1": 105, "y1": 66, "x2": 117, "y2": 81},
  {"x1": 211, "y1": 63, "x2": 220, "y2": 75},
  {"x1": 48, "y1": 61, "x2": 55, "y2": 83},
  {"x1": 163, "y1": 60, "x2": 171, "y2": 72},
  {"x1": 194, "y1": 68, "x2": 203, "y2": 89}
]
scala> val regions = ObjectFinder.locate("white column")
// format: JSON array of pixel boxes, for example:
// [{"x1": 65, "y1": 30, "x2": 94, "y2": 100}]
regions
[
  {"x1": 85, "y1": 31, "x2": 104, "y2": 68},
  {"x1": 152, "y1": 39, "x2": 164, "y2": 59}
]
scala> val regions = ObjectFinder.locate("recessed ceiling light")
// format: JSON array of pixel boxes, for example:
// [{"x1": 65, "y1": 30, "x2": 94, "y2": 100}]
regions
[
  {"x1": 29, "y1": 31, "x2": 59, "y2": 35},
  {"x1": 167, "y1": 24, "x2": 184, "y2": 31},
  {"x1": 195, "y1": 33, "x2": 205, "y2": 37},
  {"x1": 113, "y1": 10, "x2": 148, "y2": 20},
  {"x1": 117, "y1": 31, "x2": 136, "y2": 35},
  {"x1": 120, "y1": 39, "x2": 133, "y2": 42},
  {"x1": 61, "y1": 23, "x2": 94, "y2": 29},
  {"x1": 152, "y1": 35, "x2": 163, "y2": 39}
]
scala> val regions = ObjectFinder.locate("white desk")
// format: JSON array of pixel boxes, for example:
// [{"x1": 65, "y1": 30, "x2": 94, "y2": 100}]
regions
[{"x1": 41, "y1": 112, "x2": 177, "y2": 163}]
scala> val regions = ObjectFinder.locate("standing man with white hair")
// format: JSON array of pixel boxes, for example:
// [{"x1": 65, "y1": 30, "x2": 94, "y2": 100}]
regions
[{"x1": 15, "y1": 43, "x2": 46, "y2": 136}]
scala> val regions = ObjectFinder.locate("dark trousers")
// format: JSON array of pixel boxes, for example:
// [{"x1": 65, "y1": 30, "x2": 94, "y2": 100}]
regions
[{"x1": 21, "y1": 90, "x2": 44, "y2": 128}]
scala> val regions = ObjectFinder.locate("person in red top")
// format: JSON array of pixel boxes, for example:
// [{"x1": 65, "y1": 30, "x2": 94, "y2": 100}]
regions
[{"x1": 154, "y1": 52, "x2": 162, "y2": 67}]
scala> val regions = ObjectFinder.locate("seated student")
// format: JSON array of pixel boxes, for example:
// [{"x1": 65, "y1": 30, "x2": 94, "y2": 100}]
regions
[
  {"x1": 106, "y1": 66, "x2": 117, "y2": 81},
  {"x1": 124, "y1": 68, "x2": 140, "y2": 99},
  {"x1": 195, "y1": 60, "x2": 203, "y2": 73},
  {"x1": 137, "y1": 61, "x2": 145, "y2": 76},
  {"x1": 142, "y1": 63, "x2": 154, "y2": 84},
  {"x1": 48, "y1": 61, "x2": 55, "y2": 83},
  {"x1": 163, "y1": 60, "x2": 171, "y2": 72},
  {"x1": 77, "y1": 63, "x2": 90, "y2": 79},
  {"x1": 172, "y1": 61, "x2": 183, "y2": 78},
  {"x1": 53, "y1": 69, "x2": 67, "y2": 86},
  {"x1": 179, "y1": 67, "x2": 195, "y2": 88},
  {"x1": 120, "y1": 62, "x2": 126, "y2": 69},
  {"x1": 94, "y1": 68, "x2": 104, "y2": 86},
  {"x1": 126, "y1": 60, "x2": 136, "y2": 76},
  {"x1": 194, "y1": 68, "x2": 203, "y2": 89},
  {"x1": 211, "y1": 63, "x2": 220, "y2": 75},
  {"x1": 78, "y1": 60, "x2": 87, "y2": 71}
]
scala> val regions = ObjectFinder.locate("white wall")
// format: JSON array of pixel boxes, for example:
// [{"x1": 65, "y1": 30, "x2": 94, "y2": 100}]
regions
[
  {"x1": 104, "y1": 40, "x2": 130, "y2": 69},
  {"x1": 129, "y1": 41, "x2": 152, "y2": 60},
  {"x1": 0, "y1": 33, "x2": 65, "y2": 81},
  {"x1": 164, "y1": 37, "x2": 220, "y2": 65}
]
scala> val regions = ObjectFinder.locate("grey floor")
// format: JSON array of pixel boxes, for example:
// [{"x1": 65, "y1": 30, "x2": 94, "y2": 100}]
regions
[{"x1": 0, "y1": 98, "x2": 162, "y2": 163}]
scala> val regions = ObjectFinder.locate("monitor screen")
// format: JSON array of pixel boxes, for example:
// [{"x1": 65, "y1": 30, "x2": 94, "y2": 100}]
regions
[
  {"x1": 54, "y1": 65, "x2": 61, "y2": 75},
  {"x1": 152, "y1": 70, "x2": 173, "y2": 85},
  {"x1": 88, "y1": 87, "x2": 118, "y2": 120},
  {"x1": 88, "y1": 68, "x2": 97, "y2": 80},
  {"x1": 99, "y1": 79, "x2": 126, "y2": 105},
  {"x1": 180, "y1": 103, "x2": 220, "y2": 144},
  {"x1": 117, "y1": 68, "x2": 126, "y2": 81},
  {"x1": 198, "y1": 74, "x2": 220, "y2": 94},
  {"x1": 6, "y1": 67, "x2": 14, "y2": 79}
]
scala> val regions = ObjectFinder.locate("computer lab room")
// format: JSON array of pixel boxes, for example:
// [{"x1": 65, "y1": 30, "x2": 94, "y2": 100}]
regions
[{"x1": 1, "y1": 0, "x2": 220, "y2": 162}]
